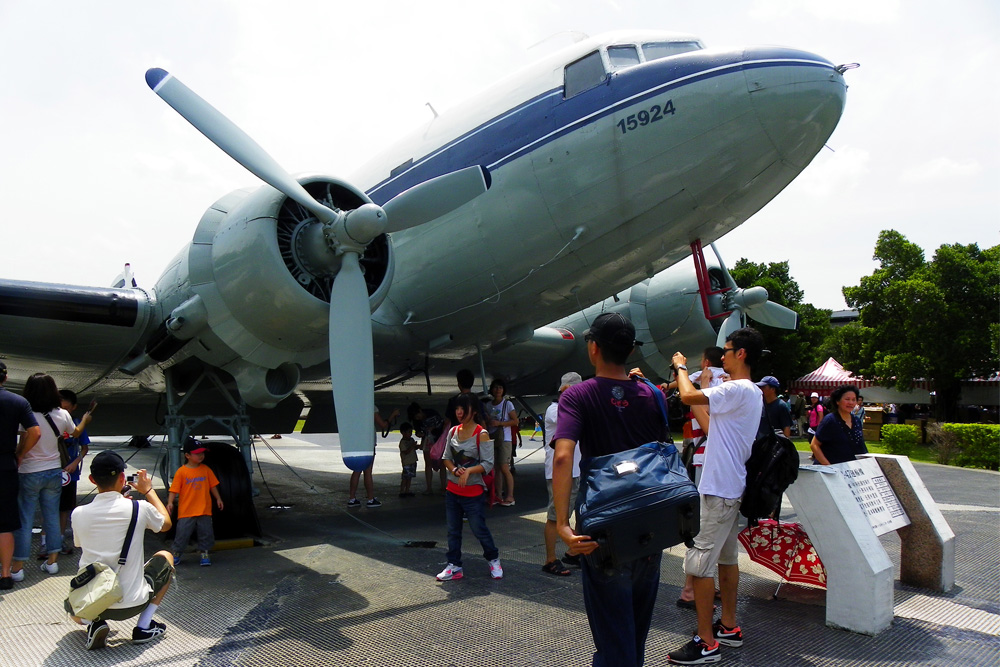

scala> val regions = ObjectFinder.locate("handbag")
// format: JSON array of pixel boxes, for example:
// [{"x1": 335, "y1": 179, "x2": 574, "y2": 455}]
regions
[
  {"x1": 66, "y1": 500, "x2": 139, "y2": 620},
  {"x1": 43, "y1": 413, "x2": 72, "y2": 469},
  {"x1": 576, "y1": 378, "x2": 700, "y2": 574},
  {"x1": 427, "y1": 429, "x2": 448, "y2": 471}
]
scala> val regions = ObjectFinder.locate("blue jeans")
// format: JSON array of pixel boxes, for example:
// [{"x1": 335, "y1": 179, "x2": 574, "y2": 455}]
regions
[
  {"x1": 581, "y1": 552, "x2": 662, "y2": 667},
  {"x1": 14, "y1": 468, "x2": 63, "y2": 560},
  {"x1": 444, "y1": 491, "x2": 498, "y2": 567}
]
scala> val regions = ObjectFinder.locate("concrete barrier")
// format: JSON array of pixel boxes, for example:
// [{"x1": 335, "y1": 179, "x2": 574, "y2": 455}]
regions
[
  {"x1": 860, "y1": 454, "x2": 955, "y2": 592},
  {"x1": 785, "y1": 467, "x2": 894, "y2": 635}
]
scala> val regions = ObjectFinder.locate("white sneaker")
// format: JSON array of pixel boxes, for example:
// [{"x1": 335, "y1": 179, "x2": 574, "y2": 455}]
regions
[
  {"x1": 489, "y1": 558, "x2": 503, "y2": 579},
  {"x1": 40, "y1": 561, "x2": 59, "y2": 575},
  {"x1": 10, "y1": 569, "x2": 24, "y2": 582},
  {"x1": 435, "y1": 564, "x2": 463, "y2": 581}
]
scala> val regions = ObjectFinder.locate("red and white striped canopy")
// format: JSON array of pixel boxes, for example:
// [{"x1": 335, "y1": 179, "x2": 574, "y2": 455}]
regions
[{"x1": 789, "y1": 357, "x2": 933, "y2": 396}]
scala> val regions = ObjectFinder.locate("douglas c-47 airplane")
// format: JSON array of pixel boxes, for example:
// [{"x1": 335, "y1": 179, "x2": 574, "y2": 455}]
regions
[{"x1": 0, "y1": 30, "x2": 850, "y2": 475}]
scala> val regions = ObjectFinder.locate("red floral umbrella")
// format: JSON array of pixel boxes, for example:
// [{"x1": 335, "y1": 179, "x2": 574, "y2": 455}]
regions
[{"x1": 738, "y1": 519, "x2": 826, "y2": 595}]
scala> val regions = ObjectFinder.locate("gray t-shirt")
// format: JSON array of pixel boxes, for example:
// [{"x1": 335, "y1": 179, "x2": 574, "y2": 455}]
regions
[{"x1": 442, "y1": 425, "x2": 494, "y2": 492}]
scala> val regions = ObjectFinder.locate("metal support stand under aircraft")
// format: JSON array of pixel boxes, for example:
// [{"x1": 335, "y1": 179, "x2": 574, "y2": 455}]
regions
[{"x1": 162, "y1": 367, "x2": 254, "y2": 491}]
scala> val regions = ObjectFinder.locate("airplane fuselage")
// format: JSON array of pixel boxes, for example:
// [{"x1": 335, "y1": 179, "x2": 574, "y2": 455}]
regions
[{"x1": 361, "y1": 32, "x2": 845, "y2": 369}]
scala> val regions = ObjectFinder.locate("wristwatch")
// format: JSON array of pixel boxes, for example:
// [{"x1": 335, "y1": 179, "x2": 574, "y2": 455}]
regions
[{"x1": 674, "y1": 364, "x2": 687, "y2": 372}]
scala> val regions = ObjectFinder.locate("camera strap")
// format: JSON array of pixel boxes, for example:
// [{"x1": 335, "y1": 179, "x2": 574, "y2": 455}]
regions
[{"x1": 117, "y1": 500, "x2": 140, "y2": 568}]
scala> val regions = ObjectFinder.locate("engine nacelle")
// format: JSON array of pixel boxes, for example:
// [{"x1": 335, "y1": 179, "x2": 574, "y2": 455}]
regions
[
  {"x1": 144, "y1": 175, "x2": 394, "y2": 407},
  {"x1": 508, "y1": 257, "x2": 726, "y2": 392}
]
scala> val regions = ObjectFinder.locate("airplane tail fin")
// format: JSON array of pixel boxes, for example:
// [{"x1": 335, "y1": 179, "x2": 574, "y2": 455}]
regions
[{"x1": 111, "y1": 263, "x2": 137, "y2": 288}]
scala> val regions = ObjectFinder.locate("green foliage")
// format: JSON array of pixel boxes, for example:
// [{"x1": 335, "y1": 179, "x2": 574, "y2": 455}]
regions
[
  {"x1": 729, "y1": 259, "x2": 832, "y2": 384},
  {"x1": 880, "y1": 424, "x2": 919, "y2": 456},
  {"x1": 942, "y1": 423, "x2": 1000, "y2": 470},
  {"x1": 842, "y1": 231, "x2": 1000, "y2": 420}
]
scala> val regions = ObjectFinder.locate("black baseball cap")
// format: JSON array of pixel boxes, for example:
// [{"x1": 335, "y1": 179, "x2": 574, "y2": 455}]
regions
[
  {"x1": 584, "y1": 313, "x2": 642, "y2": 350},
  {"x1": 90, "y1": 451, "x2": 126, "y2": 477},
  {"x1": 183, "y1": 437, "x2": 208, "y2": 455}
]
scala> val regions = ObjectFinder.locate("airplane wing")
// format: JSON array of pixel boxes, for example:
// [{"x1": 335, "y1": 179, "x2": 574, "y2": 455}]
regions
[{"x1": 0, "y1": 280, "x2": 154, "y2": 392}]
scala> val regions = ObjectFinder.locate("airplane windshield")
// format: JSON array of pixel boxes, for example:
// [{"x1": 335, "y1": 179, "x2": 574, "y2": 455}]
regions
[
  {"x1": 608, "y1": 45, "x2": 640, "y2": 70},
  {"x1": 642, "y1": 41, "x2": 703, "y2": 61},
  {"x1": 564, "y1": 51, "x2": 607, "y2": 98}
]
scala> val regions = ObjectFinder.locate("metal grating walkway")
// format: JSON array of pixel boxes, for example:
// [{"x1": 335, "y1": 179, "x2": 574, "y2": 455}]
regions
[{"x1": 1, "y1": 435, "x2": 996, "y2": 666}]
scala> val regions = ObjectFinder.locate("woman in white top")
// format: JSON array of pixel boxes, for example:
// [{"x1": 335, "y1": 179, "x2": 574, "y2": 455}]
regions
[
  {"x1": 12, "y1": 373, "x2": 89, "y2": 578},
  {"x1": 487, "y1": 378, "x2": 518, "y2": 507}
]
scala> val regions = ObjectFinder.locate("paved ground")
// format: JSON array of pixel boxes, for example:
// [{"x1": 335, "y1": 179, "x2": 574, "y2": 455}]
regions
[{"x1": 1, "y1": 433, "x2": 997, "y2": 666}]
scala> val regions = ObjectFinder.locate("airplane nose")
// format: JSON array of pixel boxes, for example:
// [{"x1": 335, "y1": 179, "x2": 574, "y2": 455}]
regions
[{"x1": 743, "y1": 47, "x2": 848, "y2": 169}]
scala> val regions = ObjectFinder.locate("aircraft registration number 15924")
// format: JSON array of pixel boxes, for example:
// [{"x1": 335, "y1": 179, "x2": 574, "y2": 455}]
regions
[{"x1": 616, "y1": 99, "x2": 676, "y2": 135}]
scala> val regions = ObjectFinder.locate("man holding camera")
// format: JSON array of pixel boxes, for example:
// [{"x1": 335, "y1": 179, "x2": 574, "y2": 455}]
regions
[
  {"x1": 69, "y1": 451, "x2": 174, "y2": 650},
  {"x1": 667, "y1": 327, "x2": 764, "y2": 665}
]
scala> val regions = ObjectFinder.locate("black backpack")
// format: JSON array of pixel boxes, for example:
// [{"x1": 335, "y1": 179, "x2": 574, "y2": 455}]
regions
[{"x1": 741, "y1": 406, "x2": 800, "y2": 527}]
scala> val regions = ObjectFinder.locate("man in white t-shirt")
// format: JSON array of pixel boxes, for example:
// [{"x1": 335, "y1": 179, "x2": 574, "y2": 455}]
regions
[
  {"x1": 69, "y1": 451, "x2": 174, "y2": 650},
  {"x1": 541, "y1": 372, "x2": 583, "y2": 576},
  {"x1": 667, "y1": 327, "x2": 765, "y2": 666}
]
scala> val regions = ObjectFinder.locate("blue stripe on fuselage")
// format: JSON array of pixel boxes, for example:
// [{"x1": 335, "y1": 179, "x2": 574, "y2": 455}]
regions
[{"x1": 366, "y1": 47, "x2": 834, "y2": 204}]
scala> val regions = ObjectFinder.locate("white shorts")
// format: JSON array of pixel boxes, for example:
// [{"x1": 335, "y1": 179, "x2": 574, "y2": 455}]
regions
[{"x1": 545, "y1": 478, "x2": 579, "y2": 522}]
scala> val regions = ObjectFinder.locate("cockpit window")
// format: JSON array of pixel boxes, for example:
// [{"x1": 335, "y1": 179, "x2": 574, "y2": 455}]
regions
[
  {"x1": 607, "y1": 45, "x2": 640, "y2": 70},
  {"x1": 642, "y1": 41, "x2": 702, "y2": 61},
  {"x1": 564, "y1": 51, "x2": 606, "y2": 98}
]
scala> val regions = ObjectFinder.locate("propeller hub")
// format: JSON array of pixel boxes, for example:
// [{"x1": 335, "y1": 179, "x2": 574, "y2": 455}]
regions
[
  {"x1": 730, "y1": 286, "x2": 769, "y2": 310},
  {"x1": 327, "y1": 203, "x2": 387, "y2": 254}
]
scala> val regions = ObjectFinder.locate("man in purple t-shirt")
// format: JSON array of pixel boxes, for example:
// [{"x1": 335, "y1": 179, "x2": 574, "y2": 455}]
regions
[{"x1": 552, "y1": 313, "x2": 666, "y2": 667}]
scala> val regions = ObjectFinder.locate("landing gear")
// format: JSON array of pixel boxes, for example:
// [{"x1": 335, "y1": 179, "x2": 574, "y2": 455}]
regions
[{"x1": 162, "y1": 367, "x2": 255, "y2": 494}]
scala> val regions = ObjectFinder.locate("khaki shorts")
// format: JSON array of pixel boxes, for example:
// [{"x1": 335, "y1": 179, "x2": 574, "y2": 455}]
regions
[
  {"x1": 66, "y1": 554, "x2": 175, "y2": 621},
  {"x1": 684, "y1": 495, "x2": 743, "y2": 578},
  {"x1": 545, "y1": 478, "x2": 579, "y2": 522},
  {"x1": 494, "y1": 437, "x2": 512, "y2": 467}
]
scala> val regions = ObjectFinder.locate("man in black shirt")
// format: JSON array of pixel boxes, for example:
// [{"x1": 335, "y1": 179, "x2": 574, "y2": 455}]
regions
[
  {"x1": 0, "y1": 362, "x2": 41, "y2": 589},
  {"x1": 757, "y1": 376, "x2": 793, "y2": 437}
]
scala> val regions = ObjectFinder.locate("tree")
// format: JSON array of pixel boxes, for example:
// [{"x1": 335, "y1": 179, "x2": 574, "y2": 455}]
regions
[
  {"x1": 840, "y1": 230, "x2": 999, "y2": 420},
  {"x1": 729, "y1": 259, "x2": 832, "y2": 387}
]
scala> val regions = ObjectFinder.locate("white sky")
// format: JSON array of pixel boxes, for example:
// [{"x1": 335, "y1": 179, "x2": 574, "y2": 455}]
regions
[{"x1": 1, "y1": 0, "x2": 996, "y2": 311}]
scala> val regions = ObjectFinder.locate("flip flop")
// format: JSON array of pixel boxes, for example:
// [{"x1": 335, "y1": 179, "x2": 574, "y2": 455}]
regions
[
  {"x1": 500, "y1": 500, "x2": 515, "y2": 507},
  {"x1": 542, "y1": 560, "x2": 572, "y2": 576}
]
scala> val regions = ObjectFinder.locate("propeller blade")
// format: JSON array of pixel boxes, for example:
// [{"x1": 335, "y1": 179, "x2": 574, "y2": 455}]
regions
[
  {"x1": 327, "y1": 252, "x2": 376, "y2": 471},
  {"x1": 747, "y1": 301, "x2": 800, "y2": 330},
  {"x1": 145, "y1": 68, "x2": 336, "y2": 224},
  {"x1": 717, "y1": 310, "x2": 743, "y2": 347},
  {"x1": 382, "y1": 165, "x2": 491, "y2": 233}
]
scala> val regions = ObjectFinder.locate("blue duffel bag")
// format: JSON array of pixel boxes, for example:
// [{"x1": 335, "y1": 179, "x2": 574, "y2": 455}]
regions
[{"x1": 576, "y1": 382, "x2": 700, "y2": 574}]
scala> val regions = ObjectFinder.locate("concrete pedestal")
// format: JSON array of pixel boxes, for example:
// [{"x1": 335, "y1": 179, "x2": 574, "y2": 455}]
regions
[
  {"x1": 786, "y1": 467, "x2": 894, "y2": 635},
  {"x1": 861, "y1": 454, "x2": 955, "y2": 592}
]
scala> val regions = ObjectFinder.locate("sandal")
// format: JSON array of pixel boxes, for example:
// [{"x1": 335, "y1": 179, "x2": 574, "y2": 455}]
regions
[
  {"x1": 542, "y1": 560, "x2": 572, "y2": 576},
  {"x1": 676, "y1": 598, "x2": 717, "y2": 612},
  {"x1": 500, "y1": 499, "x2": 515, "y2": 507}
]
